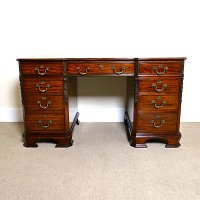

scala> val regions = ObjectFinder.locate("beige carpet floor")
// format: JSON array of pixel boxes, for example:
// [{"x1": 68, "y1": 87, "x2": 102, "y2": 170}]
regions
[{"x1": 0, "y1": 122, "x2": 199, "y2": 200}]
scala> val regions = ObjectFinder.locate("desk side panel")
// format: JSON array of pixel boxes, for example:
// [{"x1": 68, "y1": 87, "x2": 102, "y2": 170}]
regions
[
  {"x1": 66, "y1": 77, "x2": 78, "y2": 130},
  {"x1": 126, "y1": 77, "x2": 134, "y2": 128}
]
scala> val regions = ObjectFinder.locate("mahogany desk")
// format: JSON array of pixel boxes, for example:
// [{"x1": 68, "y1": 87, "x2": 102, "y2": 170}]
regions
[{"x1": 17, "y1": 58, "x2": 186, "y2": 148}]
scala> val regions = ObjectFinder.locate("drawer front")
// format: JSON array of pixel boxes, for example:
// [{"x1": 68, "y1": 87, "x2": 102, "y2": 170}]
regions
[
  {"x1": 24, "y1": 95, "x2": 64, "y2": 112},
  {"x1": 20, "y1": 61, "x2": 64, "y2": 76},
  {"x1": 25, "y1": 114, "x2": 65, "y2": 131},
  {"x1": 67, "y1": 63, "x2": 134, "y2": 75},
  {"x1": 22, "y1": 77, "x2": 64, "y2": 94},
  {"x1": 138, "y1": 77, "x2": 181, "y2": 95},
  {"x1": 137, "y1": 113, "x2": 178, "y2": 133},
  {"x1": 138, "y1": 61, "x2": 183, "y2": 76},
  {"x1": 138, "y1": 95, "x2": 179, "y2": 114}
]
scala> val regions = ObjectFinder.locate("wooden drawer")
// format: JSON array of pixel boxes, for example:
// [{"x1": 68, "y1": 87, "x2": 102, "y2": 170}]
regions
[
  {"x1": 24, "y1": 95, "x2": 64, "y2": 112},
  {"x1": 138, "y1": 77, "x2": 181, "y2": 95},
  {"x1": 138, "y1": 95, "x2": 179, "y2": 114},
  {"x1": 21, "y1": 77, "x2": 64, "y2": 94},
  {"x1": 25, "y1": 114, "x2": 65, "y2": 132},
  {"x1": 67, "y1": 63, "x2": 134, "y2": 75},
  {"x1": 137, "y1": 113, "x2": 178, "y2": 133},
  {"x1": 19, "y1": 61, "x2": 63, "y2": 76},
  {"x1": 138, "y1": 61, "x2": 183, "y2": 76}
]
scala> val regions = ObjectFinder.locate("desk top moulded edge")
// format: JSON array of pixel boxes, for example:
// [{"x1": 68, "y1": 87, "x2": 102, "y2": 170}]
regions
[
  {"x1": 16, "y1": 58, "x2": 135, "y2": 61},
  {"x1": 16, "y1": 57, "x2": 186, "y2": 61}
]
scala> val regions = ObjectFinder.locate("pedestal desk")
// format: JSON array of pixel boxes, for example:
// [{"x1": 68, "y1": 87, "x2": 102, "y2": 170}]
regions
[{"x1": 17, "y1": 57, "x2": 186, "y2": 148}]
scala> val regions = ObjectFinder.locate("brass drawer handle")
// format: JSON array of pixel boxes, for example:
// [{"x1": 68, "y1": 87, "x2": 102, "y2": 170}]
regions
[
  {"x1": 152, "y1": 65, "x2": 168, "y2": 75},
  {"x1": 151, "y1": 100, "x2": 166, "y2": 109},
  {"x1": 152, "y1": 80, "x2": 167, "y2": 92},
  {"x1": 112, "y1": 66, "x2": 126, "y2": 75},
  {"x1": 38, "y1": 120, "x2": 52, "y2": 129},
  {"x1": 76, "y1": 66, "x2": 90, "y2": 76},
  {"x1": 35, "y1": 81, "x2": 50, "y2": 93},
  {"x1": 150, "y1": 119, "x2": 165, "y2": 128},
  {"x1": 37, "y1": 100, "x2": 51, "y2": 109},
  {"x1": 35, "y1": 65, "x2": 49, "y2": 76}
]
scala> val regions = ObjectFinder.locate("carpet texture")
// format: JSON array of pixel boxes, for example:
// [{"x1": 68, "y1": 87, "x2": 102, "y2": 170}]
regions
[{"x1": 0, "y1": 122, "x2": 199, "y2": 200}]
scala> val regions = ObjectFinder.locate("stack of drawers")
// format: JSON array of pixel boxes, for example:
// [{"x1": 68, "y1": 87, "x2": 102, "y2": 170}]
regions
[
  {"x1": 132, "y1": 58, "x2": 185, "y2": 147},
  {"x1": 19, "y1": 60, "x2": 73, "y2": 147}
]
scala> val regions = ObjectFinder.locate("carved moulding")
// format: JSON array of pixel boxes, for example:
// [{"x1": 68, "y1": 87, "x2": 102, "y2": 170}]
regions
[
  {"x1": 63, "y1": 62, "x2": 67, "y2": 76},
  {"x1": 134, "y1": 78, "x2": 138, "y2": 103},
  {"x1": 64, "y1": 77, "x2": 68, "y2": 104},
  {"x1": 19, "y1": 75, "x2": 24, "y2": 104},
  {"x1": 180, "y1": 77, "x2": 184, "y2": 102}
]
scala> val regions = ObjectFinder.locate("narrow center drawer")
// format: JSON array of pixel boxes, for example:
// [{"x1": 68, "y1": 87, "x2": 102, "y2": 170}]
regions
[{"x1": 67, "y1": 63, "x2": 134, "y2": 75}]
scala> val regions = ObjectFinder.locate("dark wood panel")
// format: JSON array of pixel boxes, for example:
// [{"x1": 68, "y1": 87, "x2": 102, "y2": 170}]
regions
[
  {"x1": 67, "y1": 77, "x2": 78, "y2": 129},
  {"x1": 139, "y1": 61, "x2": 183, "y2": 76},
  {"x1": 67, "y1": 63, "x2": 134, "y2": 75},
  {"x1": 25, "y1": 114, "x2": 65, "y2": 132},
  {"x1": 138, "y1": 77, "x2": 181, "y2": 95},
  {"x1": 19, "y1": 61, "x2": 64, "y2": 75},
  {"x1": 126, "y1": 77, "x2": 134, "y2": 126},
  {"x1": 137, "y1": 113, "x2": 178, "y2": 133},
  {"x1": 138, "y1": 95, "x2": 179, "y2": 114},
  {"x1": 24, "y1": 95, "x2": 64, "y2": 112},
  {"x1": 22, "y1": 77, "x2": 64, "y2": 94}
]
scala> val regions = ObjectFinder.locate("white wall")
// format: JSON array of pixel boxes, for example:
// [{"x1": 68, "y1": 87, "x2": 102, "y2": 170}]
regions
[{"x1": 0, "y1": 0, "x2": 199, "y2": 122}]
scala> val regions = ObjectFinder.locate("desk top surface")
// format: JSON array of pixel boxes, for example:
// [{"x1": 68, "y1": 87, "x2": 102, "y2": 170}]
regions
[{"x1": 17, "y1": 57, "x2": 187, "y2": 61}]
